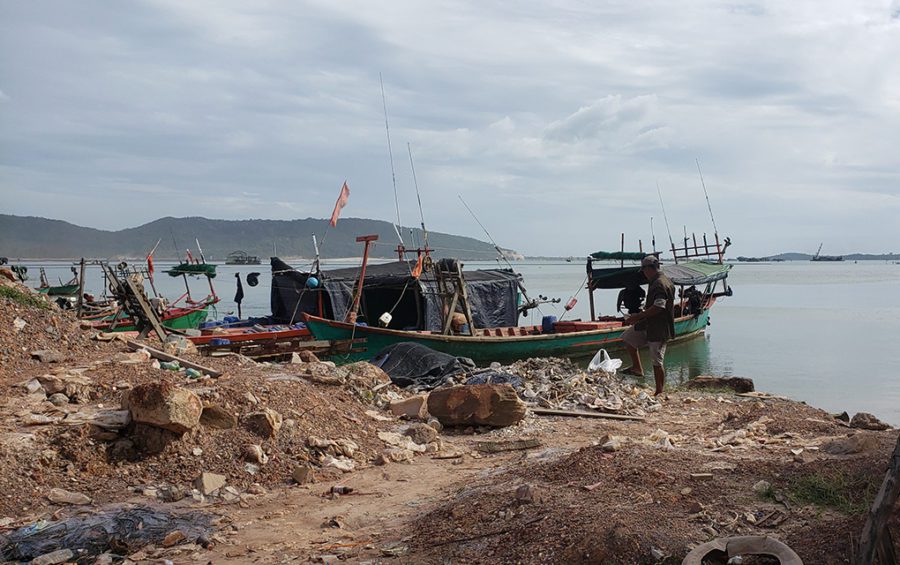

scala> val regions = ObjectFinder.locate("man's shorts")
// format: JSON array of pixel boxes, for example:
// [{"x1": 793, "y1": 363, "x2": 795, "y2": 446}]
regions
[{"x1": 621, "y1": 327, "x2": 667, "y2": 367}]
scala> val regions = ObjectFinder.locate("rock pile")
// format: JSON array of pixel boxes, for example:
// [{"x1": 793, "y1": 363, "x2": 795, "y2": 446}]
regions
[{"x1": 483, "y1": 357, "x2": 662, "y2": 416}]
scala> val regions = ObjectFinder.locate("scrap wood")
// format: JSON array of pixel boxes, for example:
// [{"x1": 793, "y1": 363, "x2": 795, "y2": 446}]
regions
[
  {"x1": 530, "y1": 407, "x2": 645, "y2": 421},
  {"x1": 431, "y1": 453, "x2": 464, "y2": 460},
  {"x1": 474, "y1": 438, "x2": 542, "y2": 453},
  {"x1": 126, "y1": 340, "x2": 222, "y2": 377}
]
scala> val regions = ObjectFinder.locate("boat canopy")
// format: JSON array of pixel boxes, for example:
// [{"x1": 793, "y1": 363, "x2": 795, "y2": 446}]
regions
[
  {"x1": 166, "y1": 263, "x2": 217, "y2": 278},
  {"x1": 589, "y1": 260, "x2": 731, "y2": 290},
  {"x1": 663, "y1": 261, "x2": 732, "y2": 285},
  {"x1": 589, "y1": 250, "x2": 647, "y2": 261},
  {"x1": 269, "y1": 257, "x2": 522, "y2": 331}
]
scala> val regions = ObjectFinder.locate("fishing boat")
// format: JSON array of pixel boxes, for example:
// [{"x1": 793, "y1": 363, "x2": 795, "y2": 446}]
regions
[
  {"x1": 811, "y1": 243, "x2": 843, "y2": 262},
  {"x1": 35, "y1": 267, "x2": 80, "y2": 297},
  {"x1": 304, "y1": 234, "x2": 733, "y2": 364},
  {"x1": 83, "y1": 251, "x2": 219, "y2": 332},
  {"x1": 225, "y1": 250, "x2": 261, "y2": 265}
]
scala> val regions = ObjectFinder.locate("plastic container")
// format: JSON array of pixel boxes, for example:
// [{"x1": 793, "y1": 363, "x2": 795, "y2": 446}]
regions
[
  {"x1": 210, "y1": 338, "x2": 231, "y2": 346},
  {"x1": 541, "y1": 315, "x2": 558, "y2": 333}
]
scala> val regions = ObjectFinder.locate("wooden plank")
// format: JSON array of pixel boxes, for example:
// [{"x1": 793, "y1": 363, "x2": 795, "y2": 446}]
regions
[
  {"x1": 854, "y1": 433, "x2": 900, "y2": 565},
  {"x1": 530, "y1": 407, "x2": 645, "y2": 421},
  {"x1": 474, "y1": 438, "x2": 542, "y2": 453},
  {"x1": 126, "y1": 340, "x2": 222, "y2": 377}
]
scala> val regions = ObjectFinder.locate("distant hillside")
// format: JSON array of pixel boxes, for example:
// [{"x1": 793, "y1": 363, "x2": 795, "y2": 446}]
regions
[
  {"x1": 731, "y1": 252, "x2": 900, "y2": 261},
  {"x1": 0, "y1": 215, "x2": 513, "y2": 260}
]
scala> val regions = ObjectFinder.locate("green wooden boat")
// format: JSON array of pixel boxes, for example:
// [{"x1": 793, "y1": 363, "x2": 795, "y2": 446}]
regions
[
  {"x1": 166, "y1": 262, "x2": 217, "y2": 278},
  {"x1": 303, "y1": 306, "x2": 713, "y2": 365},
  {"x1": 85, "y1": 300, "x2": 215, "y2": 332},
  {"x1": 36, "y1": 283, "x2": 80, "y2": 296}
]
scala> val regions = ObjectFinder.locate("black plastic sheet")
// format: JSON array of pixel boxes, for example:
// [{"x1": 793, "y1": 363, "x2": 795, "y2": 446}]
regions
[
  {"x1": 0, "y1": 505, "x2": 216, "y2": 563},
  {"x1": 371, "y1": 342, "x2": 474, "y2": 389}
]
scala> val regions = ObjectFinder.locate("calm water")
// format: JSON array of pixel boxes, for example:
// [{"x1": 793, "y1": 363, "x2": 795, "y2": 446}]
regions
[{"x1": 24, "y1": 258, "x2": 900, "y2": 425}]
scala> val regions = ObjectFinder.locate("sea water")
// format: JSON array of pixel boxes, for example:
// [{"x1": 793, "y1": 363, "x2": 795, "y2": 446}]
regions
[{"x1": 25, "y1": 258, "x2": 900, "y2": 425}]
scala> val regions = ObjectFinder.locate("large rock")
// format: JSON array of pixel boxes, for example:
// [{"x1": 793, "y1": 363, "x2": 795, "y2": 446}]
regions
[
  {"x1": 200, "y1": 405, "x2": 237, "y2": 429},
  {"x1": 390, "y1": 394, "x2": 429, "y2": 419},
  {"x1": 850, "y1": 412, "x2": 890, "y2": 431},
  {"x1": 683, "y1": 376, "x2": 755, "y2": 394},
  {"x1": 162, "y1": 334, "x2": 198, "y2": 356},
  {"x1": 122, "y1": 382, "x2": 202, "y2": 434},
  {"x1": 823, "y1": 433, "x2": 879, "y2": 455},
  {"x1": 31, "y1": 349, "x2": 66, "y2": 363},
  {"x1": 47, "y1": 488, "x2": 91, "y2": 505},
  {"x1": 244, "y1": 408, "x2": 283, "y2": 438},
  {"x1": 427, "y1": 384, "x2": 526, "y2": 427},
  {"x1": 194, "y1": 472, "x2": 226, "y2": 495},
  {"x1": 344, "y1": 362, "x2": 390, "y2": 385}
]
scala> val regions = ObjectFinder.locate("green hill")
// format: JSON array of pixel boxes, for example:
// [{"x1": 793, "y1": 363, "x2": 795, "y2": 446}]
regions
[{"x1": 0, "y1": 215, "x2": 513, "y2": 260}]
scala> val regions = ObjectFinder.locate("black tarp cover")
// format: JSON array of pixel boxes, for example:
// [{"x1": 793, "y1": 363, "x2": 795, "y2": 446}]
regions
[{"x1": 269, "y1": 257, "x2": 522, "y2": 330}]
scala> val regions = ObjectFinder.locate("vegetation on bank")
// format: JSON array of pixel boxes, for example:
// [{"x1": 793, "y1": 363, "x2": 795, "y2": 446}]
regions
[{"x1": 0, "y1": 285, "x2": 51, "y2": 310}]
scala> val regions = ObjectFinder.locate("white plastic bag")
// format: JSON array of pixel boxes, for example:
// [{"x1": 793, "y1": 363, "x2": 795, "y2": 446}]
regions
[{"x1": 588, "y1": 349, "x2": 623, "y2": 374}]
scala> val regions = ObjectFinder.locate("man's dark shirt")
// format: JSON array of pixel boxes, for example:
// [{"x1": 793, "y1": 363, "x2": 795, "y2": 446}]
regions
[{"x1": 635, "y1": 273, "x2": 675, "y2": 342}]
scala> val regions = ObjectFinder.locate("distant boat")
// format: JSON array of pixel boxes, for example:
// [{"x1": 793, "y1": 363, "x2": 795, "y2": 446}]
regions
[
  {"x1": 811, "y1": 243, "x2": 843, "y2": 262},
  {"x1": 225, "y1": 250, "x2": 261, "y2": 265}
]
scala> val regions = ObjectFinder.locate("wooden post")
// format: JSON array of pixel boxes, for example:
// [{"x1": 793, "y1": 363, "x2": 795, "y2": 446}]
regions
[
  {"x1": 855, "y1": 433, "x2": 900, "y2": 565},
  {"x1": 587, "y1": 258, "x2": 596, "y2": 321},
  {"x1": 75, "y1": 258, "x2": 86, "y2": 317},
  {"x1": 347, "y1": 235, "x2": 378, "y2": 322},
  {"x1": 620, "y1": 233, "x2": 625, "y2": 268}
]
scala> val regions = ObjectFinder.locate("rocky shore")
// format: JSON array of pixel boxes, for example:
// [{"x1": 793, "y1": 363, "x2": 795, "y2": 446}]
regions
[{"x1": 1, "y1": 273, "x2": 897, "y2": 564}]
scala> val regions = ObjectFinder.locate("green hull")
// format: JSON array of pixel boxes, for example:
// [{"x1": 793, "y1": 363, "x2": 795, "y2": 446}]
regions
[
  {"x1": 37, "y1": 284, "x2": 80, "y2": 296},
  {"x1": 97, "y1": 307, "x2": 210, "y2": 332},
  {"x1": 304, "y1": 309, "x2": 711, "y2": 364}
]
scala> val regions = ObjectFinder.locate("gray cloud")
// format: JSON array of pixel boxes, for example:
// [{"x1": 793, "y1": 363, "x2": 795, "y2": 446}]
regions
[{"x1": 1, "y1": 0, "x2": 898, "y2": 255}]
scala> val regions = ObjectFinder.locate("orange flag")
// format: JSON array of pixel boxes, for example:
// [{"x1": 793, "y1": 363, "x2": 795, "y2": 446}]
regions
[
  {"x1": 329, "y1": 181, "x2": 350, "y2": 227},
  {"x1": 411, "y1": 254, "x2": 424, "y2": 279}
]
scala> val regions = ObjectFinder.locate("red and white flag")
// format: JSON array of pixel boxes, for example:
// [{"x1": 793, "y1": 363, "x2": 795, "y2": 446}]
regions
[{"x1": 329, "y1": 181, "x2": 350, "y2": 227}]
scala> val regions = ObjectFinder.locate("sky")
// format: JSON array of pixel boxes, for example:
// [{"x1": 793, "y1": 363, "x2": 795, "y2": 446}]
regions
[{"x1": 1, "y1": 0, "x2": 899, "y2": 257}]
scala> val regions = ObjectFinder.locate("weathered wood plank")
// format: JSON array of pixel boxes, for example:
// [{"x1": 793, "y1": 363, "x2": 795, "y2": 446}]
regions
[
  {"x1": 126, "y1": 340, "x2": 222, "y2": 377},
  {"x1": 530, "y1": 407, "x2": 645, "y2": 421},
  {"x1": 854, "y1": 433, "x2": 900, "y2": 565}
]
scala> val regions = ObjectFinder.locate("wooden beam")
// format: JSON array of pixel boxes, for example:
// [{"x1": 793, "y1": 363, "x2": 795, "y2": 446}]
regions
[
  {"x1": 530, "y1": 407, "x2": 645, "y2": 421},
  {"x1": 855, "y1": 433, "x2": 900, "y2": 565},
  {"x1": 126, "y1": 340, "x2": 222, "y2": 377}
]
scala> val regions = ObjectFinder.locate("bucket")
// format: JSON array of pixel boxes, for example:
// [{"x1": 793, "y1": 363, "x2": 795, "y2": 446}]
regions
[{"x1": 541, "y1": 315, "x2": 557, "y2": 333}]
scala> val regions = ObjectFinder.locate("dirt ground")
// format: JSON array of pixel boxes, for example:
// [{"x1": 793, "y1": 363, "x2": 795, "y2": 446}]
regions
[{"x1": 1, "y1": 276, "x2": 898, "y2": 564}]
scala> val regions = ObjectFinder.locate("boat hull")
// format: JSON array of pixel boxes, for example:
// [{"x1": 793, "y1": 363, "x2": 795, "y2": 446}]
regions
[
  {"x1": 85, "y1": 305, "x2": 212, "y2": 332},
  {"x1": 303, "y1": 309, "x2": 711, "y2": 364}
]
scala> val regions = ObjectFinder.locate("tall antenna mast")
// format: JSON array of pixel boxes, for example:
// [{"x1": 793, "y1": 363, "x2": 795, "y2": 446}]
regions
[
  {"x1": 656, "y1": 182, "x2": 675, "y2": 251},
  {"x1": 695, "y1": 158, "x2": 719, "y2": 237},
  {"x1": 407, "y1": 142, "x2": 428, "y2": 250},
  {"x1": 380, "y1": 73, "x2": 404, "y2": 247}
]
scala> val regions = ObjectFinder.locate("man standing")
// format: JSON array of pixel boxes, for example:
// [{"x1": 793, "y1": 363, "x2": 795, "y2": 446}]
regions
[{"x1": 621, "y1": 255, "x2": 675, "y2": 396}]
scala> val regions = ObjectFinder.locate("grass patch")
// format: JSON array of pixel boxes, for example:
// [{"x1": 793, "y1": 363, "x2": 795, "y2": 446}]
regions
[
  {"x1": 787, "y1": 470, "x2": 880, "y2": 514},
  {"x1": 0, "y1": 285, "x2": 51, "y2": 310}
]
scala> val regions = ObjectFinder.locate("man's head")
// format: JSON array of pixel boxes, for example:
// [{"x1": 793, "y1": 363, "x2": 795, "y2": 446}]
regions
[{"x1": 641, "y1": 255, "x2": 660, "y2": 281}]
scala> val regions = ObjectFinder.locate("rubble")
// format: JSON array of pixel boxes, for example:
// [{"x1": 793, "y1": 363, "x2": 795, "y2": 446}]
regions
[
  {"x1": 199, "y1": 404, "x2": 237, "y2": 429},
  {"x1": 486, "y1": 357, "x2": 662, "y2": 416}
]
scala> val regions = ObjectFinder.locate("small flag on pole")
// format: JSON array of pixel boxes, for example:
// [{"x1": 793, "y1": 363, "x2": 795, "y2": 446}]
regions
[
  {"x1": 330, "y1": 181, "x2": 350, "y2": 227},
  {"x1": 411, "y1": 254, "x2": 424, "y2": 279}
]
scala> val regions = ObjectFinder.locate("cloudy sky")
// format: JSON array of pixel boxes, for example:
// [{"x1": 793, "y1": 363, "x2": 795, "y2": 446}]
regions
[{"x1": 1, "y1": 1, "x2": 899, "y2": 256}]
